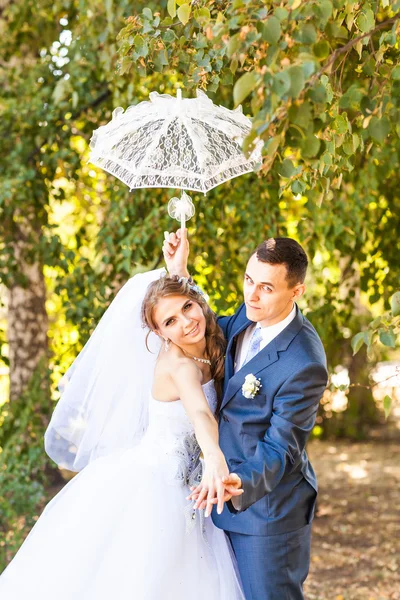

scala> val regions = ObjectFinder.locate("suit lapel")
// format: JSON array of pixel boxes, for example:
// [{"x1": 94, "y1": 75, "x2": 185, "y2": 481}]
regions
[
  {"x1": 221, "y1": 341, "x2": 279, "y2": 410},
  {"x1": 221, "y1": 305, "x2": 305, "y2": 410}
]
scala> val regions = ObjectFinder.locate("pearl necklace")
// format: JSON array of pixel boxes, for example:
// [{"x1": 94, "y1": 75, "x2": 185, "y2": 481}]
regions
[{"x1": 184, "y1": 351, "x2": 211, "y2": 366}]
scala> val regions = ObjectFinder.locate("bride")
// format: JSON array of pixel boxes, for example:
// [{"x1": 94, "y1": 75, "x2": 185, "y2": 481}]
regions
[{"x1": 0, "y1": 269, "x2": 244, "y2": 599}]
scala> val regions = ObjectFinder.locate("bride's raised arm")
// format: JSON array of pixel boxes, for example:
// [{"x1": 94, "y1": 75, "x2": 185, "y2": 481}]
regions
[{"x1": 170, "y1": 357, "x2": 242, "y2": 517}]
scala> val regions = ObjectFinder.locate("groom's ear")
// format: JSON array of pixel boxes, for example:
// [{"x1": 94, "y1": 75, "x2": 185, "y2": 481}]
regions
[{"x1": 293, "y1": 283, "x2": 306, "y2": 298}]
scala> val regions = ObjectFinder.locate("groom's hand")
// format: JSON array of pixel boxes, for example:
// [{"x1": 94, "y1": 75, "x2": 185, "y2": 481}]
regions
[
  {"x1": 187, "y1": 473, "x2": 243, "y2": 511},
  {"x1": 162, "y1": 228, "x2": 190, "y2": 278}
]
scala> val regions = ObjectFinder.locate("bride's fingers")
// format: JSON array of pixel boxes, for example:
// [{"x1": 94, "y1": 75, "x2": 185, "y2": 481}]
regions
[
  {"x1": 186, "y1": 491, "x2": 200, "y2": 501},
  {"x1": 162, "y1": 240, "x2": 175, "y2": 256},
  {"x1": 186, "y1": 486, "x2": 202, "y2": 501},
  {"x1": 168, "y1": 232, "x2": 179, "y2": 246},
  {"x1": 194, "y1": 486, "x2": 208, "y2": 510},
  {"x1": 205, "y1": 486, "x2": 215, "y2": 517}
]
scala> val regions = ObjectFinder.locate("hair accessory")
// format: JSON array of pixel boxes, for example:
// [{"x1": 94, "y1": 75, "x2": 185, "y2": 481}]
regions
[{"x1": 178, "y1": 276, "x2": 206, "y2": 298}]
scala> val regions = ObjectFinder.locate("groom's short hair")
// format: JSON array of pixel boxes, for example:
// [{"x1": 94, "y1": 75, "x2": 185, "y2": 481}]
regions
[{"x1": 254, "y1": 237, "x2": 308, "y2": 287}]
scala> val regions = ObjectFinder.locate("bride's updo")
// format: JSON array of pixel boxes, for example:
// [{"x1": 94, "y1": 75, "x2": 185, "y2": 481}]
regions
[{"x1": 142, "y1": 275, "x2": 226, "y2": 409}]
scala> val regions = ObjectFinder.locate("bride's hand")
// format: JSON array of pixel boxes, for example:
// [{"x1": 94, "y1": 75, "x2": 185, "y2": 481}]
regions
[
  {"x1": 162, "y1": 228, "x2": 190, "y2": 277},
  {"x1": 192, "y1": 453, "x2": 232, "y2": 517},
  {"x1": 189, "y1": 473, "x2": 244, "y2": 510}
]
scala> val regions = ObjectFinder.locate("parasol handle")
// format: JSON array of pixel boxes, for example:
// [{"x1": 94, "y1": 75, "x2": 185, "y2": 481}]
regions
[{"x1": 168, "y1": 191, "x2": 195, "y2": 230}]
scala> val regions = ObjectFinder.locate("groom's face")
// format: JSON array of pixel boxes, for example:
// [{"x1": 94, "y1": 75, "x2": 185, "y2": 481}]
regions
[{"x1": 243, "y1": 254, "x2": 305, "y2": 327}]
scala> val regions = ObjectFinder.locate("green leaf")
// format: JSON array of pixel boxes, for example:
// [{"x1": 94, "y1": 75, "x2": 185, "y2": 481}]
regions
[
  {"x1": 320, "y1": 74, "x2": 333, "y2": 102},
  {"x1": 295, "y1": 23, "x2": 317, "y2": 44},
  {"x1": 302, "y1": 135, "x2": 321, "y2": 158},
  {"x1": 177, "y1": 3, "x2": 191, "y2": 25},
  {"x1": 227, "y1": 33, "x2": 241, "y2": 58},
  {"x1": 265, "y1": 135, "x2": 281, "y2": 156},
  {"x1": 301, "y1": 60, "x2": 316, "y2": 79},
  {"x1": 351, "y1": 332, "x2": 365, "y2": 355},
  {"x1": 167, "y1": 0, "x2": 176, "y2": 18},
  {"x1": 133, "y1": 35, "x2": 148, "y2": 58},
  {"x1": 308, "y1": 82, "x2": 327, "y2": 103},
  {"x1": 278, "y1": 159, "x2": 298, "y2": 178},
  {"x1": 289, "y1": 101, "x2": 312, "y2": 129},
  {"x1": 339, "y1": 84, "x2": 364, "y2": 110},
  {"x1": 313, "y1": 40, "x2": 330, "y2": 59},
  {"x1": 368, "y1": 117, "x2": 390, "y2": 144},
  {"x1": 142, "y1": 7, "x2": 152, "y2": 20},
  {"x1": 162, "y1": 29, "x2": 176, "y2": 43},
  {"x1": 343, "y1": 140, "x2": 354, "y2": 155},
  {"x1": 233, "y1": 71, "x2": 259, "y2": 106},
  {"x1": 262, "y1": 16, "x2": 281, "y2": 44},
  {"x1": 321, "y1": 152, "x2": 332, "y2": 167},
  {"x1": 119, "y1": 56, "x2": 132, "y2": 75},
  {"x1": 287, "y1": 66, "x2": 305, "y2": 99},
  {"x1": 272, "y1": 70, "x2": 291, "y2": 97},
  {"x1": 383, "y1": 395, "x2": 392, "y2": 419},
  {"x1": 332, "y1": 114, "x2": 348, "y2": 135},
  {"x1": 369, "y1": 316, "x2": 382, "y2": 329},
  {"x1": 392, "y1": 65, "x2": 400, "y2": 80},
  {"x1": 291, "y1": 179, "x2": 306, "y2": 194},
  {"x1": 356, "y1": 8, "x2": 375, "y2": 33},
  {"x1": 153, "y1": 49, "x2": 169, "y2": 71},
  {"x1": 194, "y1": 7, "x2": 210, "y2": 26},
  {"x1": 379, "y1": 329, "x2": 396, "y2": 348},
  {"x1": 391, "y1": 291, "x2": 400, "y2": 317},
  {"x1": 274, "y1": 7, "x2": 288, "y2": 21},
  {"x1": 314, "y1": 0, "x2": 333, "y2": 27}
]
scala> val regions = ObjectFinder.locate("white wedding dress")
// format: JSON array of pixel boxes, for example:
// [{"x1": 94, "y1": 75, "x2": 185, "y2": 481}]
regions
[{"x1": 0, "y1": 381, "x2": 244, "y2": 599}]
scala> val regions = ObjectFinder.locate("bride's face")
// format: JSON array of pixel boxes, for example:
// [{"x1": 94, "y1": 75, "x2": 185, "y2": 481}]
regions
[{"x1": 153, "y1": 295, "x2": 206, "y2": 347}]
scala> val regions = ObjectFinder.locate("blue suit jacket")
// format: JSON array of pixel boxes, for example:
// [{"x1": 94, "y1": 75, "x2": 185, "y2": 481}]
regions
[{"x1": 212, "y1": 303, "x2": 328, "y2": 536}]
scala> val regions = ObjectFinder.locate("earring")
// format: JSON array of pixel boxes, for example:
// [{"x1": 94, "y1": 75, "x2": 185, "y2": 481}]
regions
[{"x1": 164, "y1": 338, "x2": 170, "y2": 351}]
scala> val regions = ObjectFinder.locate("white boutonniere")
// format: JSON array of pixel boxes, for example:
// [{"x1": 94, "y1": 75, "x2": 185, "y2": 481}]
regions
[{"x1": 242, "y1": 374, "x2": 262, "y2": 399}]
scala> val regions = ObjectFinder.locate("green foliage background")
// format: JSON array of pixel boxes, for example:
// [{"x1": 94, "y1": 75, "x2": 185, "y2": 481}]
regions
[{"x1": 0, "y1": 0, "x2": 399, "y2": 571}]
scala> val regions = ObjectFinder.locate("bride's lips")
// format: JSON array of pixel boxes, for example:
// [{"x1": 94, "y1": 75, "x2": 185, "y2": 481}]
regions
[{"x1": 185, "y1": 323, "x2": 199, "y2": 336}]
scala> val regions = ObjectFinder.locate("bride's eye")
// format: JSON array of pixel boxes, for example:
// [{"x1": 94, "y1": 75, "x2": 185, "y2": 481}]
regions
[
  {"x1": 184, "y1": 302, "x2": 192, "y2": 310},
  {"x1": 165, "y1": 318, "x2": 175, "y2": 326}
]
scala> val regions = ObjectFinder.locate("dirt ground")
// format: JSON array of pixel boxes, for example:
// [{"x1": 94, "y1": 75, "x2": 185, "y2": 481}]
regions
[{"x1": 305, "y1": 440, "x2": 400, "y2": 600}]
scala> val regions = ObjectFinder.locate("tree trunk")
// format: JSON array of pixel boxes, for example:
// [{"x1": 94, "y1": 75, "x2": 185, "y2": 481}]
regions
[{"x1": 7, "y1": 258, "x2": 48, "y2": 402}]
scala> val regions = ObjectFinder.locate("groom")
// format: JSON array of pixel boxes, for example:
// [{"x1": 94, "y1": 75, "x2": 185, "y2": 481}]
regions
[{"x1": 163, "y1": 231, "x2": 328, "y2": 600}]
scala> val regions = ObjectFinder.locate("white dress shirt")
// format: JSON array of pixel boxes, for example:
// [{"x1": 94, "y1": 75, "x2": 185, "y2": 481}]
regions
[{"x1": 234, "y1": 303, "x2": 297, "y2": 373}]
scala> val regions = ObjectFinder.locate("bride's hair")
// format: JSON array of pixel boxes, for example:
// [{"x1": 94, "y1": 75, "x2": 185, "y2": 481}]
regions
[{"x1": 142, "y1": 275, "x2": 226, "y2": 410}]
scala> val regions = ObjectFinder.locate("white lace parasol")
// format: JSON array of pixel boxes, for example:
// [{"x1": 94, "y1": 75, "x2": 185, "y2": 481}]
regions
[{"x1": 89, "y1": 89, "x2": 262, "y2": 196}]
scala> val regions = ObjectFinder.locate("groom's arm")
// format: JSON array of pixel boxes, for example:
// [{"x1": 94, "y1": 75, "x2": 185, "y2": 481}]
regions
[{"x1": 229, "y1": 361, "x2": 328, "y2": 513}]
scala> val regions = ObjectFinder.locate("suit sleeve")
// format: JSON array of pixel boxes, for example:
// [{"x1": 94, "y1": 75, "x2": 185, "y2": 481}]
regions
[{"x1": 230, "y1": 361, "x2": 328, "y2": 513}]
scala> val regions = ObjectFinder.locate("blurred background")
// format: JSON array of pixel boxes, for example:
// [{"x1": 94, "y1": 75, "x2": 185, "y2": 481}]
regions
[{"x1": 0, "y1": 1, "x2": 399, "y2": 597}]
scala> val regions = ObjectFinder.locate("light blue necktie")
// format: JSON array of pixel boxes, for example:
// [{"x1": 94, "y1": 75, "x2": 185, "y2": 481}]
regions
[{"x1": 242, "y1": 326, "x2": 262, "y2": 367}]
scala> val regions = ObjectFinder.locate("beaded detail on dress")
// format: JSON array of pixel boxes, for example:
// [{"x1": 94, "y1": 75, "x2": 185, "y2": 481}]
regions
[{"x1": 168, "y1": 380, "x2": 217, "y2": 543}]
